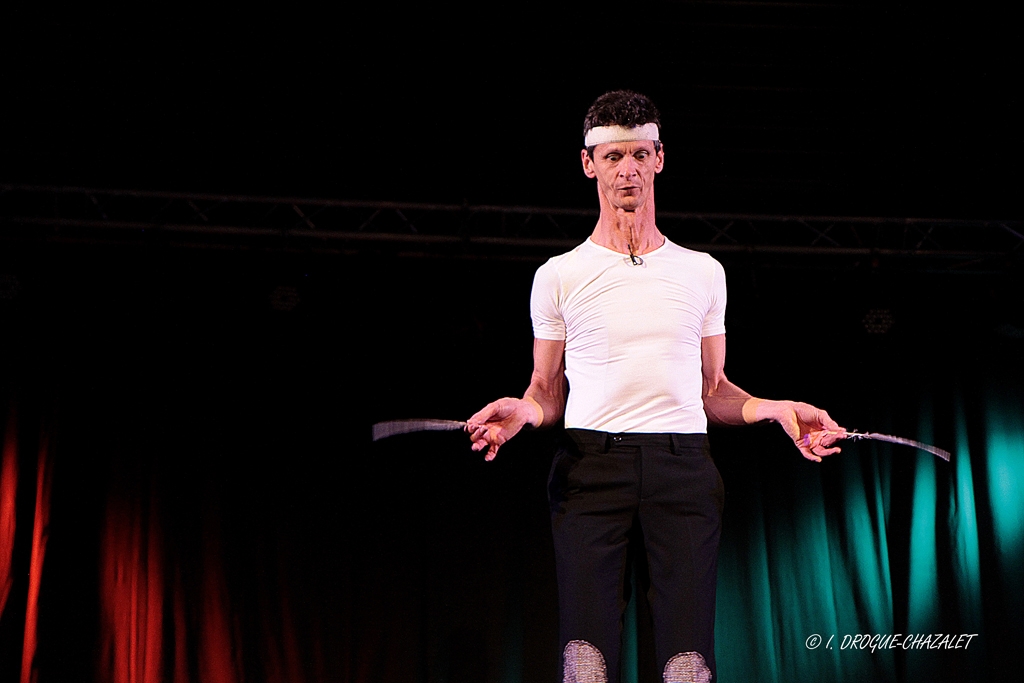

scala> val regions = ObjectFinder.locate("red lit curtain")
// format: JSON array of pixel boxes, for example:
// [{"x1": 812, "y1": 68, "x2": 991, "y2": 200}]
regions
[
  {"x1": 2, "y1": 397, "x2": 316, "y2": 683},
  {"x1": 97, "y1": 480, "x2": 257, "y2": 683},
  {"x1": 0, "y1": 411, "x2": 17, "y2": 621},
  {"x1": 0, "y1": 407, "x2": 53, "y2": 683}
]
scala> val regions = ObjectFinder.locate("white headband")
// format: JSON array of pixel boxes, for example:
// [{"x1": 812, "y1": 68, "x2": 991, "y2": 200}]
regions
[{"x1": 584, "y1": 123, "x2": 660, "y2": 147}]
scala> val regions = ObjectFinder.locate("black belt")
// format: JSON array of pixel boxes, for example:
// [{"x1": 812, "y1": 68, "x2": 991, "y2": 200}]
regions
[{"x1": 565, "y1": 428, "x2": 708, "y2": 454}]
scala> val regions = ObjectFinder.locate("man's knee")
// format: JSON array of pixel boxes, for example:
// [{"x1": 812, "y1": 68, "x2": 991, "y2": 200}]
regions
[
  {"x1": 563, "y1": 640, "x2": 608, "y2": 683},
  {"x1": 663, "y1": 651, "x2": 711, "y2": 683}
]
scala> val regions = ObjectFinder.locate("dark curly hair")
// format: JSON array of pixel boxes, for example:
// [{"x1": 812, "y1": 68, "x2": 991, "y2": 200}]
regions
[{"x1": 583, "y1": 90, "x2": 662, "y2": 158}]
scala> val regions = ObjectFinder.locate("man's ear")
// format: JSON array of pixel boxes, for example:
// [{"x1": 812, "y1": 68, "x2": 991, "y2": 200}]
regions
[
  {"x1": 581, "y1": 148, "x2": 597, "y2": 178},
  {"x1": 655, "y1": 145, "x2": 665, "y2": 174}
]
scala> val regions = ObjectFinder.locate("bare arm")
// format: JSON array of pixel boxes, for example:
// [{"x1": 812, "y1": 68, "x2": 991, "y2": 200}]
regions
[
  {"x1": 466, "y1": 338, "x2": 566, "y2": 461},
  {"x1": 701, "y1": 334, "x2": 844, "y2": 462}
]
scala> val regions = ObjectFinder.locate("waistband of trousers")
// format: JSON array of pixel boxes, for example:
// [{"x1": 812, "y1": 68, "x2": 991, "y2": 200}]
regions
[{"x1": 565, "y1": 428, "x2": 708, "y2": 454}]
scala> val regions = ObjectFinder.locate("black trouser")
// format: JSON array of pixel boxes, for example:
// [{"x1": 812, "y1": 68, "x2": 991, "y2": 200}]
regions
[{"x1": 548, "y1": 430, "x2": 724, "y2": 682}]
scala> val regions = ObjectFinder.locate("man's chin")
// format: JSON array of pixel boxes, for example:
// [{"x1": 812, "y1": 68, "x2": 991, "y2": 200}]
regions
[{"x1": 601, "y1": 190, "x2": 646, "y2": 212}]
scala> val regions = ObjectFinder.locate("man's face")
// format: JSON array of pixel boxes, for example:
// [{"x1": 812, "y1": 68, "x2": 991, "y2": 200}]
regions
[{"x1": 581, "y1": 140, "x2": 664, "y2": 212}]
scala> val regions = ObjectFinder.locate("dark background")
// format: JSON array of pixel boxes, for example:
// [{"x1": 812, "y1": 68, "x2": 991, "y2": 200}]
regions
[
  {"x1": 1, "y1": 3, "x2": 1022, "y2": 682},
  {"x1": 2, "y1": 3, "x2": 1020, "y2": 218}
]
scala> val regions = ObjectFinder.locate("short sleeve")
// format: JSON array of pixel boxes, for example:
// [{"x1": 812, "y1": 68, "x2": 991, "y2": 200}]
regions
[
  {"x1": 701, "y1": 257, "x2": 727, "y2": 337},
  {"x1": 530, "y1": 260, "x2": 566, "y2": 341}
]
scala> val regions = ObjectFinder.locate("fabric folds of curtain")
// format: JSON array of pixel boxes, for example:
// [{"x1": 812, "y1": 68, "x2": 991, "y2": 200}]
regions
[{"x1": 0, "y1": 406, "x2": 53, "y2": 683}]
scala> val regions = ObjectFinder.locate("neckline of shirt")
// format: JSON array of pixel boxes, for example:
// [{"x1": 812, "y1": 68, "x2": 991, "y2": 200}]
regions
[{"x1": 585, "y1": 236, "x2": 672, "y2": 259}]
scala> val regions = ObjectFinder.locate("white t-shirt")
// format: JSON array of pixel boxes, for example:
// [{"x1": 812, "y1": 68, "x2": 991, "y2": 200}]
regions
[{"x1": 531, "y1": 237, "x2": 726, "y2": 434}]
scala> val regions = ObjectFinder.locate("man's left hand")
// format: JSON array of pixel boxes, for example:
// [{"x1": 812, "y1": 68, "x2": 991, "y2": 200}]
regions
[{"x1": 759, "y1": 400, "x2": 845, "y2": 462}]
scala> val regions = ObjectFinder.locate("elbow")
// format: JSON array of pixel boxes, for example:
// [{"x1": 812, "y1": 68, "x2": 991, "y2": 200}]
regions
[{"x1": 702, "y1": 372, "x2": 723, "y2": 399}]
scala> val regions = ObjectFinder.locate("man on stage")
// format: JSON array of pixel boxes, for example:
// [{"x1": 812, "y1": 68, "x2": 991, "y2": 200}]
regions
[{"x1": 466, "y1": 90, "x2": 843, "y2": 683}]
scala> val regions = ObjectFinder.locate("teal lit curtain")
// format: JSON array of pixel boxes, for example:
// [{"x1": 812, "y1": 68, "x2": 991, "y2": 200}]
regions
[{"x1": 710, "y1": 378, "x2": 1024, "y2": 683}]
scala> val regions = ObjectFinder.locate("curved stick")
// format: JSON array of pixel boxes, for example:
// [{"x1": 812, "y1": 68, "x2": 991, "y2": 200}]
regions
[
  {"x1": 844, "y1": 431, "x2": 950, "y2": 461},
  {"x1": 372, "y1": 419, "x2": 467, "y2": 441}
]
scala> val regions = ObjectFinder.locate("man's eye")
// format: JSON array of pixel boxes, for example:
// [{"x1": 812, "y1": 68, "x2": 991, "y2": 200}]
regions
[
  {"x1": 606, "y1": 155, "x2": 621, "y2": 162},
  {"x1": 636, "y1": 152, "x2": 649, "y2": 160}
]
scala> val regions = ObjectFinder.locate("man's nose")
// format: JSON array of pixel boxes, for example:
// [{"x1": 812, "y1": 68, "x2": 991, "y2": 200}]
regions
[{"x1": 619, "y1": 158, "x2": 638, "y2": 177}]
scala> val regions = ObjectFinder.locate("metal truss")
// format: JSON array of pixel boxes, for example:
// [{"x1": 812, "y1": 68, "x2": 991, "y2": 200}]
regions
[{"x1": 2, "y1": 184, "x2": 1020, "y2": 271}]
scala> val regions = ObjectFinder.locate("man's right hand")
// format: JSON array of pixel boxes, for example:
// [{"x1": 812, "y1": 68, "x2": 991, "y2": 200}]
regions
[{"x1": 466, "y1": 397, "x2": 543, "y2": 461}]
